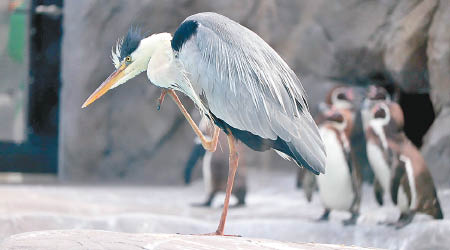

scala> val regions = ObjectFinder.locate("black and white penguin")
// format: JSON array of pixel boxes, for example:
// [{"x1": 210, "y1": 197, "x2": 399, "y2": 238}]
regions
[
  {"x1": 198, "y1": 131, "x2": 247, "y2": 207},
  {"x1": 186, "y1": 117, "x2": 247, "y2": 207},
  {"x1": 316, "y1": 107, "x2": 361, "y2": 225},
  {"x1": 369, "y1": 102, "x2": 443, "y2": 228},
  {"x1": 300, "y1": 86, "x2": 361, "y2": 204},
  {"x1": 362, "y1": 85, "x2": 392, "y2": 205},
  {"x1": 361, "y1": 85, "x2": 391, "y2": 131}
]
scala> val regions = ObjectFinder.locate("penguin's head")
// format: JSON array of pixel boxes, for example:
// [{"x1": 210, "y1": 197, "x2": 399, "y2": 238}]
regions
[
  {"x1": 327, "y1": 86, "x2": 355, "y2": 110},
  {"x1": 366, "y1": 85, "x2": 391, "y2": 102},
  {"x1": 325, "y1": 107, "x2": 353, "y2": 133},
  {"x1": 371, "y1": 101, "x2": 404, "y2": 133}
]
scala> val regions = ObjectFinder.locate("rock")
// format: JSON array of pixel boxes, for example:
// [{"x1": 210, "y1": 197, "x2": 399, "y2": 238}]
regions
[
  {"x1": 383, "y1": 0, "x2": 438, "y2": 93},
  {"x1": 0, "y1": 230, "x2": 370, "y2": 250},
  {"x1": 1, "y1": 178, "x2": 450, "y2": 249},
  {"x1": 421, "y1": 0, "x2": 450, "y2": 187},
  {"x1": 427, "y1": 0, "x2": 450, "y2": 114},
  {"x1": 422, "y1": 106, "x2": 450, "y2": 187}
]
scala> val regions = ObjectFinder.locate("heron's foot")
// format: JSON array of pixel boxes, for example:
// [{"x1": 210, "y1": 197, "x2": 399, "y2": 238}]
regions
[
  {"x1": 156, "y1": 89, "x2": 167, "y2": 111},
  {"x1": 191, "y1": 232, "x2": 242, "y2": 237}
]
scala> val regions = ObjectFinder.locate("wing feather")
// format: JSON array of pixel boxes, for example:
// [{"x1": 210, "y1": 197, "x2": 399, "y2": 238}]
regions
[{"x1": 176, "y1": 12, "x2": 325, "y2": 173}]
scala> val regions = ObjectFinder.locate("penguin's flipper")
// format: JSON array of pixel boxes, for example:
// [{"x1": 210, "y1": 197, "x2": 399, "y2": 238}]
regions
[
  {"x1": 348, "y1": 149, "x2": 362, "y2": 213},
  {"x1": 391, "y1": 159, "x2": 407, "y2": 205},
  {"x1": 374, "y1": 178, "x2": 384, "y2": 205},
  {"x1": 184, "y1": 143, "x2": 207, "y2": 184}
]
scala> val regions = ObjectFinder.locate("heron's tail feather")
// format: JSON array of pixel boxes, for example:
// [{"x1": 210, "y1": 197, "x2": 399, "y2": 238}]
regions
[{"x1": 270, "y1": 110, "x2": 326, "y2": 175}]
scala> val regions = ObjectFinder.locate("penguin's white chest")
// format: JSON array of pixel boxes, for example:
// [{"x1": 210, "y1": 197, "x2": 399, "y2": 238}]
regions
[
  {"x1": 316, "y1": 127, "x2": 354, "y2": 211},
  {"x1": 366, "y1": 142, "x2": 391, "y2": 192}
]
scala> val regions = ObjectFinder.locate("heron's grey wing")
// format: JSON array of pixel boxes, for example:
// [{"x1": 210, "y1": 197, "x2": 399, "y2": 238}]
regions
[{"x1": 177, "y1": 13, "x2": 326, "y2": 173}]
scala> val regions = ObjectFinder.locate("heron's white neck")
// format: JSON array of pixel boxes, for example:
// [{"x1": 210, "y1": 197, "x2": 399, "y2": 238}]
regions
[
  {"x1": 130, "y1": 33, "x2": 173, "y2": 73},
  {"x1": 146, "y1": 34, "x2": 207, "y2": 114}
]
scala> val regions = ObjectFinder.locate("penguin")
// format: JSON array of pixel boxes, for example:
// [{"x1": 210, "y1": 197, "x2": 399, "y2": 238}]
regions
[
  {"x1": 300, "y1": 86, "x2": 361, "y2": 205},
  {"x1": 187, "y1": 116, "x2": 247, "y2": 207},
  {"x1": 361, "y1": 85, "x2": 391, "y2": 131},
  {"x1": 369, "y1": 102, "x2": 443, "y2": 228},
  {"x1": 315, "y1": 107, "x2": 361, "y2": 225},
  {"x1": 197, "y1": 131, "x2": 247, "y2": 207},
  {"x1": 361, "y1": 85, "x2": 392, "y2": 205}
]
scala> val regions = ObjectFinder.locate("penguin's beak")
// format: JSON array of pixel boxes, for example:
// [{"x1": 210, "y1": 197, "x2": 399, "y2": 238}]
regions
[
  {"x1": 326, "y1": 109, "x2": 344, "y2": 123},
  {"x1": 371, "y1": 103, "x2": 387, "y2": 119},
  {"x1": 82, "y1": 63, "x2": 127, "y2": 108}
]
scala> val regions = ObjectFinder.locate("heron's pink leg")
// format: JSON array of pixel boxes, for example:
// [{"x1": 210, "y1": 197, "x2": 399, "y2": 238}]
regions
[
  {"x1": 167, "y1": 90, "x2": 219, "y2": 152},
  {"x1": 214, "y1": 133, "x2": 239, "y2": 235}
]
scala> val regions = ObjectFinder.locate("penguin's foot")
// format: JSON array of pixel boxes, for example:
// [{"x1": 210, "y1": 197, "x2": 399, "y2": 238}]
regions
[
  {"x1": 191, "y1": 202, "x2": 212, "y2": 207},
  {"x1": 377, "y1": 220, "x2": 391, "y2": 226},
  {"x1": 394, "y1": 212, "x2": 415, "y2": 229},
  {"x1": 342, "y1": 213, "x2": 359, "y2": 226},
  {"x1": 316, "y1": 209, "x2": 330, "y2": 222},
  {"x1": 220, "y1": 199, "x2": 246, "y2": 208},
  {"x1": 228, "y1": 202, "x2": 245, "y2": 208}
]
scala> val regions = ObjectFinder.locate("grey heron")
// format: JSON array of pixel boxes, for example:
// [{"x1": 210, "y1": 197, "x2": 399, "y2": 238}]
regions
[{"x1": 82, "y1": 12, "x2": 326, "y2": 235}]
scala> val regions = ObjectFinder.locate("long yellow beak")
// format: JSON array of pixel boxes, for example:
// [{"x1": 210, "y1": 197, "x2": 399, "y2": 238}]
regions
[{"x1": 82, "y1": 63, "x2": 127, "y2": 108}]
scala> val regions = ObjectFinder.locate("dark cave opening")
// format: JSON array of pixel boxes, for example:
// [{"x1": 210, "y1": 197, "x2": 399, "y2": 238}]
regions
[{"x1": 398, "y1": 92, "x2": 435, "y2": 148}]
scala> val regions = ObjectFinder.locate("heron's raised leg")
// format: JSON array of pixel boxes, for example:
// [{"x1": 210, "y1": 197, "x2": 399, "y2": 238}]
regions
[
  {"x1": 167, "y1": 90, "x2": 219, "y2": 152},
  {"x1": 156, "y1": 89, "x2": 167, "y2": 111},
  {"x1": 215, "y1": 133, "x2": 239, "y2": 235}
]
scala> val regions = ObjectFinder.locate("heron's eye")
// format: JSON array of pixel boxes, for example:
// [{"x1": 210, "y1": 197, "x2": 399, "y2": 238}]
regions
[{"x1": 125, "y1": 56, "x2": 132, "y2": 62}]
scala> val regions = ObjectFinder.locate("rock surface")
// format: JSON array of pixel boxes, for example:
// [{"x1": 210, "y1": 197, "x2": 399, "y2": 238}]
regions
[
  {"x1": 0, "y1": 169, "x2": 449, "y2": 249},
  {"x1": 422, "y1": 0, "x2": 450, "y2": 186},
  {"x1": 427, "y1": 0, "x2": 450, "y2": 114},
  {"x1": 422, "y1": 106, "x2": 450, "y2": 187},
  {"x1": 0, "y1": 230, "x2": 370, "y2": 250},
  {"x1": 382, "y1": 0, "x2": 438, "y2": 93}
]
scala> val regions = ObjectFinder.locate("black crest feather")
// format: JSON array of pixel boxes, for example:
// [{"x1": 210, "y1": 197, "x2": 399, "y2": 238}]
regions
[
  {"x1": 119, "y1": 26, "x2": 142, "y2": 61},
  {"x1": 172, "y1": 20, "x2": 198, "y2": 52}
]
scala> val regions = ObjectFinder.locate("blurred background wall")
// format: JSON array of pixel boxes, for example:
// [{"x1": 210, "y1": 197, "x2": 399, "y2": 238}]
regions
[{"x1": 1, "y1": 0, "x2": 449, "y2": 186}]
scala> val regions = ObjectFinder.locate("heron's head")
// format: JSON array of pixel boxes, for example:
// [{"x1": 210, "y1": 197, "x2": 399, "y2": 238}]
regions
[{"x1": 82, "y1": 27, "x2": 172, "y2": 108}]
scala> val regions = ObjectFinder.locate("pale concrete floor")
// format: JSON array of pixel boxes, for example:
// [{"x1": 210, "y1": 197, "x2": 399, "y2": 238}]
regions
[{"x1": 0, "y1": 168, "x2": 449, "y2": 250}]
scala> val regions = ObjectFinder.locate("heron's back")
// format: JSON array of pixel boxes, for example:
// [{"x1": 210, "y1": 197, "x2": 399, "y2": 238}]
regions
[{"x1": 173, "y1": 12, "x2": 326, "y2": 174}]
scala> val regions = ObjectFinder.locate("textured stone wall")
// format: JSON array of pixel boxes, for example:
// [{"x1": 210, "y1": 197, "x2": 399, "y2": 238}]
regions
[{"x1": 60, "y1": 0, "x2": 450, "y2": 185}]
